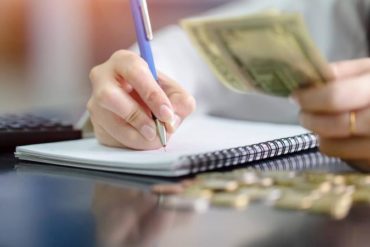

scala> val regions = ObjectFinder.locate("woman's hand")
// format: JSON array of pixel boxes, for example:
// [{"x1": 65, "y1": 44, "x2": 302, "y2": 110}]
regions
[
  {"x1": 88, "y1": 50, "x2": 196, "y2": 150},
  {"x1": 294, "y1": 58, "x2": 370, "y2": 167}
]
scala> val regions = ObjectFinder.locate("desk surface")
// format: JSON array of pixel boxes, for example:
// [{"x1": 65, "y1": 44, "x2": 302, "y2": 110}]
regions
[{"x1": 0, "y1": 151, "x2": 369, "y2": 247}]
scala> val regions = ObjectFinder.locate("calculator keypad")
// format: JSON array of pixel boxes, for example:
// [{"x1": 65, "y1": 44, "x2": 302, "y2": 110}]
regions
[
  {"x1": 0, "y1": 114, "x2": 81, "y2": 149},
  {"x1": 0, "y1": 114, "x2": 73, "y2": 132}
]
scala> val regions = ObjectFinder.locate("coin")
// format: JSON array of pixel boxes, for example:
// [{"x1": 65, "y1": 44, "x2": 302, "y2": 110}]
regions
[
  {"x1": 309, "y1": 193, "x2": 353, "y2": 220},
  {"x1": 183, "y1": 186, "x2": 214, "y2": 200},
  {"x1": 353, "y1": 189, "x2": 370, "y2": 204},
  {"x1": 239, "y1": 187, "x2": 281, "y2": 202},
  {"x1": 344, "y1": 174, "x2": 370, "y2": 187},
  {"x1": 200, "y1": 179, "x2": 239, "y2": 192},
  {"x1": 274, "y1": 189, "x2": 315, "y2": 210},
  {"x1": 211, "y1": 193, "x2": 249, "y2": 209}
]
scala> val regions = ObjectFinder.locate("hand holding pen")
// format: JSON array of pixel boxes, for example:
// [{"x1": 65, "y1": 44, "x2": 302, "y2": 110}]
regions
[
  {"x1": 130, "y1": 0, "x2": 168, "y2": 147},
  {"x1": 87, "y1": 0, "x2": 196, "y2": 150}
]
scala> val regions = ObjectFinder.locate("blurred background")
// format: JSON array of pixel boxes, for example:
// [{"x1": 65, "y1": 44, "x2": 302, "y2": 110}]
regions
[{"x1": 0, "y1": 0, "x2": 231, "y2": 122}]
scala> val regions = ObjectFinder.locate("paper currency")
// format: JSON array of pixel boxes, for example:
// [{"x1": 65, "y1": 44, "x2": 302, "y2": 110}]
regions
[{"x1": 181, "y1": 12, "x2": 333, "y2": 97}]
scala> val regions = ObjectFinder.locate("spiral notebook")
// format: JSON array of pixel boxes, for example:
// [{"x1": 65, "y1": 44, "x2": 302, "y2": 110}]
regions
[{"x1": 16, "y1": 116, "x2": 318, "y2": 177}]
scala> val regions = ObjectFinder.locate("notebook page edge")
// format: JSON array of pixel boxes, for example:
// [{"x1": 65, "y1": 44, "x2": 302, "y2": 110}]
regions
[
  {"x1": 15, "y1": 139, "x2": 176, "y2": 170},
  {"x1": 15, "y1": 153, "x2": 190, "y2": 177}
]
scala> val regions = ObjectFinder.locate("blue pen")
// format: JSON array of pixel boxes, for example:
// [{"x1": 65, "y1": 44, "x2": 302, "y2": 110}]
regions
[{"x1": 129, "y1": 0, "x2": 167, "y2": 147}]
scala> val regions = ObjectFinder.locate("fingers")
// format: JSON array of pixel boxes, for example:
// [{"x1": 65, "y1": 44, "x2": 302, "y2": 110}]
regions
[
  {"x1": 89, "y1": 100, "x2": 164, "y2": 150},
  {"x1": 293, "y1": 58, "x2": 370, "y2": 163},
  {"x1": 299, "y1": 112, "x2": 350, "y2": 138},
  {"x1": 293, "y1": 74, "x2": 370, "y2": 113},
  {"x1": 89, "y1": 50, "x2": 196, "y2": 150},
  {"x1": 158, "y1": 73, "x2": 196, "y2": 133},
  {"x1": 319, "y1": 137, "x2": 370, "y2": 160},
  {"x1": 331, "y1": 58, "x2": 370, "y2": 80},
  {"x1": 89, "y1": 86, "x2": 157, "y2": 142},
  {"x1": 110, "y1": 50, "x2": 175, "y2": 125},
  {"x1": 299, "y1": 107, "x2": 370, "y2": 138},
  {"x1": 356, "y1": 107, "x2": 370, "y2": 136}
]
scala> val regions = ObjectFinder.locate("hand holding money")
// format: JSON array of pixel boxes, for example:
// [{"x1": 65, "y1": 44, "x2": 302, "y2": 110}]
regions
[
  {"x1": 181, "y1": 12, "x2": 333, "y2": 97},
  {"x1": 293, "y1": 59, "x2": 370, "y2": 167},
  {"x1": 182, "y1": 12, "x2": 370, "y2": 165}
]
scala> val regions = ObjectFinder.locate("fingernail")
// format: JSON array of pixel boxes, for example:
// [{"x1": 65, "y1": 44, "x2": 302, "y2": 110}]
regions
[
  {"x1": 141, "y1": 125, "x2": 156, "y2": 141},
  {"x1": 159, "y1": 105, "x2": 175, "y2": 123},
  {"x1": 170, "y1": 114, "x2": 181, "y2": 130}
]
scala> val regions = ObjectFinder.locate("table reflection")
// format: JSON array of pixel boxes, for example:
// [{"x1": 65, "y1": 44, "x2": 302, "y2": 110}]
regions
[
  {"x1": 5, "y1": 158, "x2": 370, "y2": 247},
  {"x1": 92, "y1": 184, "x2": 192, "y2": 247}
]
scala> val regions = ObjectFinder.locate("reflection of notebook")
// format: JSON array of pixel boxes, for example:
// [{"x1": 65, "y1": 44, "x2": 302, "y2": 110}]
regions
[{"x1": 16, "y1": 116, "x2": 317, "y2": 177}]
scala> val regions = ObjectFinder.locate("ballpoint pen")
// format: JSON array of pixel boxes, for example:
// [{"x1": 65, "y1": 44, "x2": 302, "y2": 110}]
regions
[{"x1": 129, "y1": 0, "x2": 167, "y2": 147}]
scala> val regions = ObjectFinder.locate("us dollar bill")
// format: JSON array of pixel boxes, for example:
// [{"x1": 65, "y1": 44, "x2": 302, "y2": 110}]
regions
[{"x1": 181, "y1": 13, "x2": 334, "y2": 97}]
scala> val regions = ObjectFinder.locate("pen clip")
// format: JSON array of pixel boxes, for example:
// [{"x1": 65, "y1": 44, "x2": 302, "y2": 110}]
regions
[{"x1": 140, "y1": 0, "x2": 153, "y2": 41}]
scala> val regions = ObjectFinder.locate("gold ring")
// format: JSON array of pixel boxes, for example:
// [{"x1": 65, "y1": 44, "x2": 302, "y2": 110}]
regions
[{"x1": 349, "y1": 111, "x2": 357, "y2": 135}]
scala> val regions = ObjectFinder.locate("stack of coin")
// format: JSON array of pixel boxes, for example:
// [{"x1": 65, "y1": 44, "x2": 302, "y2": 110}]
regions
[{"x1": 153, "y1": 170, "x2": 370, "y2": 220}]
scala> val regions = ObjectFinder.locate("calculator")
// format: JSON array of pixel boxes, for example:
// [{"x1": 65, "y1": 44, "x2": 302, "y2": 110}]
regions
[{"x1": 0, "y1": 114, "x2": 82, "y2": 150}]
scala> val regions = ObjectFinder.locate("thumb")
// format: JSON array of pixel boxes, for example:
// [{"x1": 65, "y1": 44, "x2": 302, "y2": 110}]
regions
[{"x1": 331, "y1": 58, "x2": 370, "y2": 80}]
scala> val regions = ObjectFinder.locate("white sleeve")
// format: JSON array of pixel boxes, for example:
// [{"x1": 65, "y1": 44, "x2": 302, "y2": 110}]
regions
[{"x1": 131, "y1": 0, "x2": 370, "y2": 124}]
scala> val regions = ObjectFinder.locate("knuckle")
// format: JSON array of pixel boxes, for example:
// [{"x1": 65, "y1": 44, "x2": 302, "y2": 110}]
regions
[
  {"x1": 125, "y1": 59, "x2": 148, "y2": 79},
  {"x1": 125, "y1": 107, "x2": 142, "y2": 124},
  {"x1": 96, "y1": 87, "x2": 116, "y2": 106},
  {"x1": 89, "y1": 66, "x2": 100, "y2": 83},
  {"x1": 146, "y1": 90, "x2": 162, "y2": 105},
  {"x1": 112, "y1": 50, "x2": 132, "y2": 61},
  {"x1": 112, "y1": 50, "x2": 146, "y2": 75}
]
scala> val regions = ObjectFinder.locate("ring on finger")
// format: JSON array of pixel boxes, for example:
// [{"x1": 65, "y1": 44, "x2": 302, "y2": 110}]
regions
[{"x1": 349, "y1": 111, "x2": 357, "y2": 135}]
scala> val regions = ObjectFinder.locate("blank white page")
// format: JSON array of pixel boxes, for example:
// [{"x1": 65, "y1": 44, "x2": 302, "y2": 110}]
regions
[{"x1": 16, "y1": 116, "x2": 308, "y2": 170}]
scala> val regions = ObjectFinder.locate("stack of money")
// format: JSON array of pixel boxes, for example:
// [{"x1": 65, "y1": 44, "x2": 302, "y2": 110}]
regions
[
  {"x1": 155, "y1": 170, "x2": 370, "y2": 220},
  {"x1": 181, "y1": 12, "x2": 334, "y2": 97}
]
